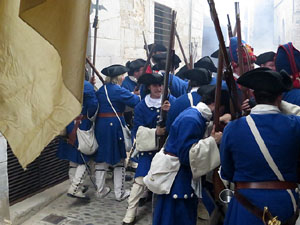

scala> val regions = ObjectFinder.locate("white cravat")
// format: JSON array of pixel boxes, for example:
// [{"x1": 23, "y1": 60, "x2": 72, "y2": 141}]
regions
[
  {"x1": 251, "y1": 104, "x2": 280, "y2": 115},
  {"x1": 145, "y1": 94, "x2": 162, "y2": 108}
]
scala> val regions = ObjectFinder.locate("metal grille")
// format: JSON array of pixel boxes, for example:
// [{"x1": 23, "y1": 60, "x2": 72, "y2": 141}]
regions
[
  {"x1": 154, "y1": 2, "x2": 172, "y2": 47},
  {"x1": 7, "y1": 137, "x2": 69, "y2": 205}
]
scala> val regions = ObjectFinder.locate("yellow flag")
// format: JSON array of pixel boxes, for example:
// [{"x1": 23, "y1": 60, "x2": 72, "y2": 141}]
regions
[{"x1": 0, "y1": 0, "x2": 91, "y2": 168}]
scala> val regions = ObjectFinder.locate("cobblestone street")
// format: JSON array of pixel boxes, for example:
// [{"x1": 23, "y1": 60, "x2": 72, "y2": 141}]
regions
[{"x1": 21, "y1": 172, "x2": 152, "y2": 225}]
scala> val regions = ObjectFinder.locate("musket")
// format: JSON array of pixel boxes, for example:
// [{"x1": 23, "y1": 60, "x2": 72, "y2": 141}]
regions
[
  {"x1": 134, "y1": 44, "x2": 156, "y2": 92},
  {"x1": 213, "y1": 47, "x2": 224, "y2": 132},
  {"x1": 227, "y1": 14, "x2": 233, "y2": 38},
  {"x1": 235, "y1": 3, "x2": 244, "y2": 77},
  {"x1": 207, "y1": 0, "x2": 241, "y2": 119},
  {"x1": 158, "y1": 10, "x2": 176, "y2": 149},
  {"x1": 86, "y1": 57, "x2": 105, "y2": 84},
  {"x1": 92, "y1": 0, "x2": 100, "y2": 78},
  {"x1": 208, "y1": 0, "x2": 241, "y2": 117},
  {"x1": 235, "y1": 2, "x2": 250, "y2": 100},
  {"x1": 175, "y1": 29, "x2": 191, "y2": 70},
  {"x1": 143, "y1": 31, "x2": 150, "y2": 58}
]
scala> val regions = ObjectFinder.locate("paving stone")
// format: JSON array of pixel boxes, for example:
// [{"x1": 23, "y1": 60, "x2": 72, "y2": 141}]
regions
[{"x1": 21, "y1": 179, "x2": 152, "y2": 225}]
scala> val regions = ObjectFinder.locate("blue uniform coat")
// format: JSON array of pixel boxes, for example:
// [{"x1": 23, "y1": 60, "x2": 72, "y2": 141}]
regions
[
  {"x1": 166, "y1": 92, "x2": 201, "y2": 132},
  {"x1": 132, "y1": 95, "x2": 176, "y2": 178},
  {"x1": 57, "y1": 81, "x2": 98, "y2": 164},
  {"x1": 94, "y1": 84, "x2": 140, "y2": 165},
  {"x1": 283, "y1": 88, "x2": 300, "y2": 106},
  {"x1": 121, "y1": 76, "x2": 137, "y2": 92},
  {"x1": 153, "y1": 107, "x2": 208, "y2": 225},
  {"x1": 221, "y1": 111, "x2": 300, "y2": 224}
]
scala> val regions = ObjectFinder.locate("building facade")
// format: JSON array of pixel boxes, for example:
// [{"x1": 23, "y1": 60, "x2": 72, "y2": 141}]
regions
[
  {"x1": 87, "y1": 0, "x2": 205, "y2": 85},
  {"x1": 274, "y1": 0, "x2": 300, "y2": 49}
]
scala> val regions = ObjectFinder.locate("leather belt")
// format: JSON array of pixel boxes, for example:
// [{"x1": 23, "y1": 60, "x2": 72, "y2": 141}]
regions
[
  {"x1": 236, "y1": 181, "x2": 298, "y2": 190},
  {"x1": 98, "y1": 112, "x2": 123, "y2": 118}
]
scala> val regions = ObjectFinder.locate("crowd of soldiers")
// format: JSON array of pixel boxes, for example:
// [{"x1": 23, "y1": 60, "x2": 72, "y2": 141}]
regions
[{"x1": 57, "y1": 37, "x2": 300, "y2": 225}]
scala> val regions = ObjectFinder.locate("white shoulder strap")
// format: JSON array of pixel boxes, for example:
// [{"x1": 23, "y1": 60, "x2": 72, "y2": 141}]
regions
[
  {"x1": 187, "y1": 93, "x2": 194, "y2": 106},
  {"x1": 104, "y1": 85, "x2": 123, "y2": 127},
  {"x1": 246, "y1": 115, "x2": 297, "y2": 211}
]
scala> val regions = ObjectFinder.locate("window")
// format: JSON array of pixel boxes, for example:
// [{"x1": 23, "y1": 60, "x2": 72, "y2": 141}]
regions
[{"x1": 154, "y1": 2, "x2": 172, "y2": 47}]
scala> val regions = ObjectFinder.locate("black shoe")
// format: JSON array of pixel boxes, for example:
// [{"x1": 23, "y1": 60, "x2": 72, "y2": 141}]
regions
[
  {"x1": 138, "y1": 197, "x2": 147, "y2": 207},
  {"x1": 122, "y1": 218, "x2": 136, "y2": 225},
  {"x1": 125, "y1": 175, "x2": 133, "y2": 182},
  {"x1": 82, "y1": 185, "x2": 89, "y2": 193},
  {"x1": 67, "y1": 193, "x2": 90, "y2": 201}
]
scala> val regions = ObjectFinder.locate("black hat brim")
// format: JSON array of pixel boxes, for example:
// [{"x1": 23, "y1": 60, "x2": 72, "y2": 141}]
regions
[
  {"x1": 237, "y1": 68, "x2": 292, "y2": 93},
  {"x1": 255, "y1": 51, "x2": 275, "y2": 66},
  {"x1": 138, "y1": 73, "x2": 164, "y2": 85},
  {"x1": 101, "y1": 64, "x2": 129, "y2": 77}
]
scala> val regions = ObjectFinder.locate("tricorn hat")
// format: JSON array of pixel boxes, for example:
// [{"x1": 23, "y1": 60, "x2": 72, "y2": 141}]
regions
[
  {"x1": 275, "y1": 42, "x2": 300, "y2": 88},
  {"x1": 194, "y1": 56, "x2": 217, "y2": 73},
  {"x1": 147, "y1": 43, "x2": 167, "y2": 53},
  {"x1": 237, "y1": 67, "x2": 292, "y2": 93},
  {"x1": 126, "y1": 59, "x2": 146, "y2": 75},
  {"x1": 255, "y1": 51, "x2": 275, "y2": 66},
  {"x1": 182, "y1": 68, "x2": 212, "y2": 84},
  {"x1": 101, "y1": 64, "x2": 129, "y2": 77},
  {"x1": 138, "y1": 72, "x2": 164, "y2": 85}
]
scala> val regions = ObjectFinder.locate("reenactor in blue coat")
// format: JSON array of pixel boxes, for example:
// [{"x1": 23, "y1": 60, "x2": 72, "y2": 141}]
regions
[
  {"x1": 94, "y1": 64, "x2": 140, "y2": 201},
  {"x1": 122, "y1": 72, "x2": 175, "y2": 225},
  {"x1": 57, "y1": 80, "x2": 98, "y2": 200},
  {"x1": 275, "y1": 43, "x2": 300, "y2": 106},
  {"x1": 122, "y1": 59, "x2": 145, "y2": 129},
  {"x1": 255, "y1": 51, "x2": 276, "y2": 71},
  {"x1": 122, "y1": 59, "x2": 146, "y2": 92},
  {"x1": 166, "y1": 68, "x2": 212, "y2": 132},
  {"x1": 221, "y1": 68, "x2": 300, "y2": 225},
  {"x1": 152, "y1": 85, "x2": 223, "y2": 225}
]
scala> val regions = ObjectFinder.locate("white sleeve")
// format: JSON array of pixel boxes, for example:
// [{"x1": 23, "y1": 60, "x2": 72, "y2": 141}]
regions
[
  {"x1": 280, "y1": 100, "x2": 300, "y2": 115},
  {"x1": 189, "y1": 136, "x2": 220, "y2": 180},
  {"x1": 136, "y1": 126, "x2": 157, "y2": 152}
]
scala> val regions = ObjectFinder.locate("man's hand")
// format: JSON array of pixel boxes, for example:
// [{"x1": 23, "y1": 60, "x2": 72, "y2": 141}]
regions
[
  {"x1": 156, "y1": 126, "x2": 166, "y2": 136},
  {"x1": 219, "y1": 113, "x2": 231, "y2": 124},
  {"x1": 162, "y1": 100, "x2": 171, "y2": 112},
  {"x1": 211, "y1": 126, "x2": 222, "y2": 144},
  {"x1": 241, "y1": 99, "x2": 251, "y2": 113},
  {"x1": 89, "y1": 76, "x2": 96, "y2": 86},
  {"x1": 134, "y1": 89, "x2": 140, "y2": 95}
]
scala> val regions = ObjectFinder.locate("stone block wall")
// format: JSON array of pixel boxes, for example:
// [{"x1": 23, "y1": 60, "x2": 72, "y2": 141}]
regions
[{"x1": 87, "y1": 0, "x2": 204, "y2": 87}]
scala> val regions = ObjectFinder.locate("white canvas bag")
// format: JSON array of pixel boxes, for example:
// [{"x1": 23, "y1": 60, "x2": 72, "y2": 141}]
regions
[
  {"x1": 77, "y1": 107, "x2": 98, "y2": 155},
  {"x1": 143, "y1": 147, "x2": 180, "y2": 194}
]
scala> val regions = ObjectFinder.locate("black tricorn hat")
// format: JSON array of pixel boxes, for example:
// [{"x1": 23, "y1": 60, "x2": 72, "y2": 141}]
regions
[
  {"x1": 101, "y1": 64, "x2": 129, "y2": 77},
  {"x1": 183, "y1": 68, "x2": 212, "y2": 84},
  {"x1": 147, "y1": 43, "x2": 167, "y2": 53},
  {"x1": 126, "y1": 59, "x2": 146, "y2": 75},
  {"x1": 194, "y1": 56, "x2": 217, "y2": 73},
  {"x1": 138, "y1": 72, "x2": 164, "y2": 85},
  {"x1": 255, "y1": 51, "x2": 275, "y2": 66},
  {"x1": 175, "y1": 65, "x2": 188, "y2": 79},
  {"x1": 152, "y1": 53, "x2": 181, "y2": 66},
  {"x1": 211, "y1": 47, "x2": 230, "y2": 59},
  {"x1": 237, "y1": 67, "x2": 293, "y2": 93}
]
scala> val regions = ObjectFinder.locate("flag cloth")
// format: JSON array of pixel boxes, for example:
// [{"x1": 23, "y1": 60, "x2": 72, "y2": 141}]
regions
[{"x1": 0, "y1": 0, "x2": 91, "y2": 168}]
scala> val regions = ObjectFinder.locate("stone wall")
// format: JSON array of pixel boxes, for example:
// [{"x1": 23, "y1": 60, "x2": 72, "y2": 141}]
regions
[
  {"x1": 87, "y1": 0, "x2": 204, "y2": 86},
  {"x1": 0, "y1": 134, "x2": 10, "y2": 224},
  {"x1": 274, "y1": 0, "x2": 300, "y2": 49}
]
